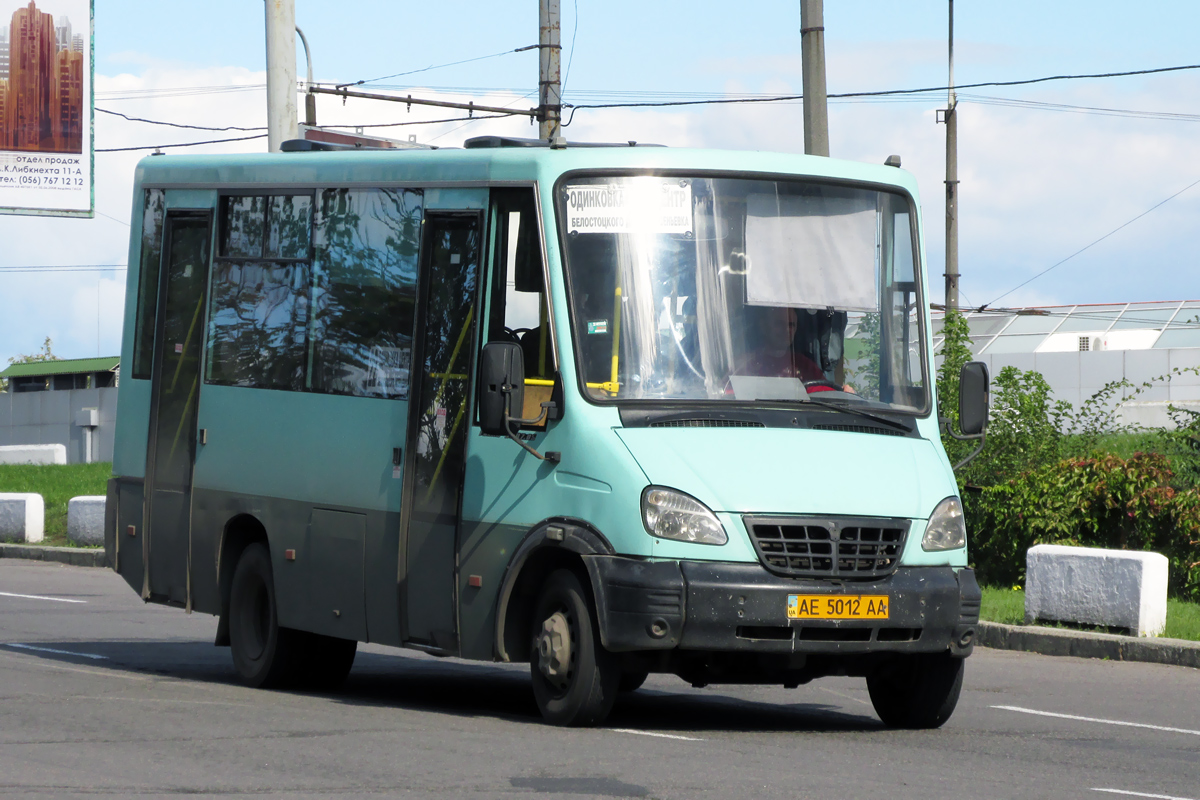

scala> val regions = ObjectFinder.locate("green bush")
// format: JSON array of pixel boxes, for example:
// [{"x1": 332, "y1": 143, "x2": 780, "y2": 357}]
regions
[
  {"x1": 938, "y1": 309, "x2": 1200, "y2": 600},
  {"x1": 968, "y1": 452, "x2": 1200, "y2": 599}
]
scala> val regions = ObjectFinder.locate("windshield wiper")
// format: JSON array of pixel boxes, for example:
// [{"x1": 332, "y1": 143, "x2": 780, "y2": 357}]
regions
[{"x1": 800, "y1": 396, "x2": 913, "y2": 431}]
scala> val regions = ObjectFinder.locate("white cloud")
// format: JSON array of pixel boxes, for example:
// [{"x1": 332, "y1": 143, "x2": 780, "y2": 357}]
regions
[{"x1": 3, "y1": 54, "x2": 1199, "y2": 365}]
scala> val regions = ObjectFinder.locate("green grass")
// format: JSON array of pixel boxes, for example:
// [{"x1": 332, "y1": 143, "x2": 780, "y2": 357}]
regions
[
  {"x1": 980, "y1": 585, "x2": 1028, "y2": 625},
  {"x1": 0, "y1": 462, "x2": 112, "y2": 547},
  {"x1": 981, "y1": 586, "x2": 1200, "y2": 642},
  {"x1": 1166, "y1": 598, "x2": 1200, "y2": 642}
]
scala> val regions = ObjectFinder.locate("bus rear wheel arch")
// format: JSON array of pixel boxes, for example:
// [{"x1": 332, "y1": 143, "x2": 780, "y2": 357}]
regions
[
  {"x1": 529, "y1": 568, "x2": 620, "y2": 726},
  {"x1": 227, "y1": 542, "x2": 357, "y2": 690}
]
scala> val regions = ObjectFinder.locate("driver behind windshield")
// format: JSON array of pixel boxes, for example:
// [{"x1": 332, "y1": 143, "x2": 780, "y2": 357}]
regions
[{"x1": 735, "y1": 306, "x2": 853, "y2": 394}]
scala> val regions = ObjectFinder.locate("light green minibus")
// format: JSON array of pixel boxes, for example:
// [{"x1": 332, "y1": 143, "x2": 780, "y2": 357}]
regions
[{"x1": 107, "y1": 135, "x2": 988, "y2": 728}]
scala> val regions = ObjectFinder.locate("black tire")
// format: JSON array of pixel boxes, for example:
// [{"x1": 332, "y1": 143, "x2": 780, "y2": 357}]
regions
[
  {"x1": 297, "y1": 633, "x2": 357, "y2": 690},
  {"x1": 228, "y1": 543, "x2": 299, "y2": 688},
  {"x1": 867, "y1": 651, "x2": 965, "y2": 729},
  {"x1": 619, "y1": 671, "x2": 649, "y2": 693},
  {"x1": 529, "y1": 569, "x2": 620, "y2": 726}
]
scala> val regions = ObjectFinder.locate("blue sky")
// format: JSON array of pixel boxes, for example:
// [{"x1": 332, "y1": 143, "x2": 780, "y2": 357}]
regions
[{"x1": 3, "y1": 0, "x2": 1200, "y2": 362}]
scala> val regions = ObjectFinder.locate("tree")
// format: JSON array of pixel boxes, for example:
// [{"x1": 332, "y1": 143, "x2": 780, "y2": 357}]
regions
[{"x1": 2, "y1": 337, "x2": 61, "y2": 392}]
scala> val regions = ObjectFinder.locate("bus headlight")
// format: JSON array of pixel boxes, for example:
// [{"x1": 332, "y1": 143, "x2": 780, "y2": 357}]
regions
[
  {"x1": 641, "y1": 486, "x2": 727, "y2": 545},
  {"x1": 922, "y1": 496, "x2": 966, "y2": 551}
]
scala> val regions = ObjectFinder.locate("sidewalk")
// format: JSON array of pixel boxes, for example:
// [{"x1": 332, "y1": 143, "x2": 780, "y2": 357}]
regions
[
  {"x1": 978, "y1": 620, "x2": 1200, "y2": 669},
  {"x1": 0, "y1": 543, "x2": 106, "y2": 568}
]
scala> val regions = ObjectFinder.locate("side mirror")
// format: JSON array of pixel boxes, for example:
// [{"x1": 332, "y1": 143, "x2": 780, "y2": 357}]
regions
[
  {"x1": 479, "y1": 342, "x2": 525, "y2": 436},
  {"x1": 958, "y1": 361, "x2": 989, "y2": 437}
]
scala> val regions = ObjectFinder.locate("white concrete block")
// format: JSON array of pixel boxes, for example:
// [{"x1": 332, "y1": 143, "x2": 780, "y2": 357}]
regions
[
  {"x1": 0, "y1": 493, "x2": 45, "y2": 543},
  {"x1": 1025, "y1": 544, "x2": 1169, "y2": 637},
  {"x1": 67, "y1": 496, "x2": 106, "y2": 547},
  {"x1": 0, "y1": 444, "x2": 67, "y2": 465}
]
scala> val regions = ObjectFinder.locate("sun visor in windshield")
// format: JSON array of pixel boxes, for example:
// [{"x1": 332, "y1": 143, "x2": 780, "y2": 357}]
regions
[{"x1": 744, "y1": 192, "x2": 878, "y2": 312}]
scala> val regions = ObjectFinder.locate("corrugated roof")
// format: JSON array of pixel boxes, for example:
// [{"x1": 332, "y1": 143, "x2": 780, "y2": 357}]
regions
[
  {"x1": 932, "y1": 300, "x2": 1200, "y2": 354},
  {"x1": 0, "y1": 356, "x2": 119, "y2": 378}
]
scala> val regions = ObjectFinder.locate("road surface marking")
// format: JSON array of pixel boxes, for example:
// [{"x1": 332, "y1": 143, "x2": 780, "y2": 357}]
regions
[
  {"x1": 992, "y1": 705, "x2": 1200, "y2": 736},
  {"x1": 0, "y1": 591, "x2": 87, "y2": 603},
  {"x1": 611, "y1": 729, "x2": 704, "y2": 741},
  {"x1": 4, "y1": 643, "x2": 107, "y2": 659},
  {"x1": 1093, "y1": 789, "x2": 1197, "y2": 800},
  {"x1": 0, "y1": 651, "x2": 148, "y2": 681}
]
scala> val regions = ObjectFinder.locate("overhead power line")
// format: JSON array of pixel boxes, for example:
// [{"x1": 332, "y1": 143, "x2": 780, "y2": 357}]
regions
[
  {"x1": 960, "y1": 94, "x2": 1200, "y2": 123},
  {"x1": 0, "y1": 264, "x2": 126, "y2": 273},
  {"x1": 337, "y1": 45, "x2": 540, "y2": 90},
  {"x1": 561, "y1": 62, "x2": 1200, "y2": 123},
  {"x1": 92, "y1": 62, "x2": 1200, "y2": 152},
  {"x1": 98, "y1": 134, "x2": 268, "y2": 152},
  {"x1": 98, "y1": 107, "x2": 265, "y2": 132},
  {"x1": 983, "y1": 176, "x2": 1200, "y2": 309}
]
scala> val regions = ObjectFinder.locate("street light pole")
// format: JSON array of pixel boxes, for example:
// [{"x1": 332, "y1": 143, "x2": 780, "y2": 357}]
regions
[
  {"x1": 296, "y1": 25, "x2": 316, "y2": 128},
  {"x1": 800, "y1": 0, "x2": 829, "y2": 157},
  {"x1": 265, "y1": 0, "x2": 298, "y2": 151},
  {"x1": 944, "y1": 0, "x2": 960, "y2": 310}
]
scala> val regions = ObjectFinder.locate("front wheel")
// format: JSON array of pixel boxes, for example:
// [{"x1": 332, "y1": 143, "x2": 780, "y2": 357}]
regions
[
  {"x1": 529, "y1": 569, "x2": 620, "y2": 726},
  {"x1": 866, "y1": 652, "x2": 964, "y2": 729}
]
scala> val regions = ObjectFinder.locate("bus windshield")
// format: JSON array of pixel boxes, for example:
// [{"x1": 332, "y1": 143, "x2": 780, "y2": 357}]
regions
[{"x1": 558, "y1": 174, "x2": 927, "y2": 413}]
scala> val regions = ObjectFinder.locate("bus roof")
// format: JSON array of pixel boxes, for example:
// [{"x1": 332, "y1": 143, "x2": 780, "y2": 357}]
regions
[{"x1": 133, "y1": 144, "x2": 921, "y2": 199}]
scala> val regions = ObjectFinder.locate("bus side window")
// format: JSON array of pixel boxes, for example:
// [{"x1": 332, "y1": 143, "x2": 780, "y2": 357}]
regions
[
  {"x1": 206, "y1": 194, "x2": 313, "y2": 392},
  {"x1": 310, "y1": 188, "x2": 422, "y2": 399},
  {"x1": 486, "y1": 189, "x2": 555, "y2": 425},
  {"x1": 131, "y1": 189, "x2": 166, "y2": 380}
]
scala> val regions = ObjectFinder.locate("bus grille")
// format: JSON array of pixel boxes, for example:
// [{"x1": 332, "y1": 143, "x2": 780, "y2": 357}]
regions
[{"x1": 743, "y1": 516, "x2": 909, "y2": 579}]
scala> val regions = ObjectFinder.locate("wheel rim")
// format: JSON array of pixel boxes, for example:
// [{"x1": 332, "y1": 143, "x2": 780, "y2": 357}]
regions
[{"x1": 535, "y1": 607, "x2": 574, "y2": 692}]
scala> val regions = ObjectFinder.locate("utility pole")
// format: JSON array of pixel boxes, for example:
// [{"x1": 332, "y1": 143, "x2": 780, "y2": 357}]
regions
[
  {"x1": 264, "y1": 0, "x2": 298, "y2": 151},
  {"x1": 538, "y1": 0, "x2": 562, "y2": 142},
  {"x1": 943, "y1": 0, "x2": 960, "y2": 310},
  {"x1": 800, "y1": 0, "x2": 829, "y2": 157}
]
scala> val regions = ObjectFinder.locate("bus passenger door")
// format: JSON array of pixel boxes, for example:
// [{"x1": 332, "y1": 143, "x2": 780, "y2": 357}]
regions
[
  {"x1": 144, "y1": 211, "x2": 212, "y2": 605},
  {"x1": 402, "y1": 211, "x2": 482, "y2": 651}
]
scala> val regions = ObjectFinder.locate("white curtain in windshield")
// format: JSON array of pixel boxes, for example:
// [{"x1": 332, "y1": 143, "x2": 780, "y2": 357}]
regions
[{"x1": 745, "y1": 192, "x2": 878, "y2": 312}]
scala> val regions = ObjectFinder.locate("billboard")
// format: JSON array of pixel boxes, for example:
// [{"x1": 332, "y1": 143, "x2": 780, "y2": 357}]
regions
[{"x1": 0, "y1": 0, "x2": 92, "y2": 218}]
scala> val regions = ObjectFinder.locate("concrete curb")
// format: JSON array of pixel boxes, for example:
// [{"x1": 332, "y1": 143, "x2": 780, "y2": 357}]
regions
[
  {"x1": 978, "y1": 620, "x2": 1200, "y2": 669},
  {"x1": 0, "y1": 543, "x2": 106, "y2": 568}
]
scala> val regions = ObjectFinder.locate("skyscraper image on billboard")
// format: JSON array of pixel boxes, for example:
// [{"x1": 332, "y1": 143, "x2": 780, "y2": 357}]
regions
[
  {"x1": 0, "y1": 0, "x2": 84, "y2": 153},
  {"x1": 0, "y1": 0, "x2": 92, "y2": 216}
]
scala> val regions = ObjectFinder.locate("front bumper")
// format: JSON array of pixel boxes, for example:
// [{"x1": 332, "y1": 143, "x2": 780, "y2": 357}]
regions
[{"x1": 582, "y1": 556, "x2": 980, "y2": 657}]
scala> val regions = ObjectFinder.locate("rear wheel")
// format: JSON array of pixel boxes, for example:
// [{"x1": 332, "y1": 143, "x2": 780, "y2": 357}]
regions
[
  {"x1": 866, "y1": 651, "x2": 964, "y2": 729},
  {"x1": 529, "y1": 569, "x2": 620, "y2": 726},
  {"x1": 228, "y1": 543, "x2": 299, "y2": 688}
]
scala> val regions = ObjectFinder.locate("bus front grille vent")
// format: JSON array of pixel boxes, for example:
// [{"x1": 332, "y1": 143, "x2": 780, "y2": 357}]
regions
[
  {"x1": 812, "y1": 423, "x2": 904, "y2": 436},
  {"x1": 742, "y1": 516, "x2": 909, "y2": 579},
  {"x1": 649, "y1": 418, "x2": 765, "y2": 428}
]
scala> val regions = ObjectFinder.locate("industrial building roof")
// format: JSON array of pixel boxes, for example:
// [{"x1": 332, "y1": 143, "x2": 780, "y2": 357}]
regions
[
  {"x1": 0, "y1": 356, "x2": 120, "y2": 379},
  {"x1": 932, "y1": 301, "x2": 1200, "y2": 355}
]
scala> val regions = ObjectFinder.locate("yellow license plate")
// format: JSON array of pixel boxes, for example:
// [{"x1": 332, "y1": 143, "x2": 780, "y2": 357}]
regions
[{"x1": 787, "y1": 594, "x2": 890, "y2": 620}]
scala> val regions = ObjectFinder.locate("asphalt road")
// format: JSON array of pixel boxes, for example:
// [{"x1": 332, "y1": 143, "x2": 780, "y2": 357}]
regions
[{"x1": 1, "y1": 560, "x2": 1197, "y2": 800}]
